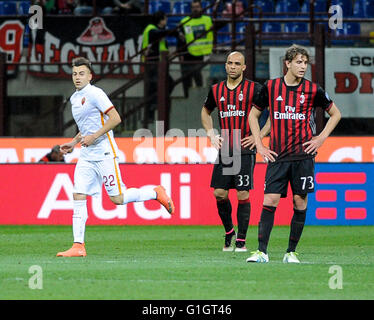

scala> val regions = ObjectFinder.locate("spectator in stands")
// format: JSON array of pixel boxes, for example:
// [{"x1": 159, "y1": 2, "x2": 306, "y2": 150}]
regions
[
  {"x1": 222, "y1": 0, "x2": 245, "y2": 18},
  {"x1": 142, "y1": 11, "x2": 180, "y2": 121},
  {"x1": 57, "y1": 0, "x2": 77, "y2": 14},
  {"x1": 74, "y1": 0, "x2": 113, "y2": 15},
  {"x1": 38, "y1": 145, "x2": 65, "y2": 163},
  {"x1": 179, "y1": 0, "x2": 213, "y2": 97},
  {"x1": 112, "y1": 0, "x2": 142, "y2": 15},
  {"x1": 32, "y1": 0, "x2": 58, "y2": 14}
]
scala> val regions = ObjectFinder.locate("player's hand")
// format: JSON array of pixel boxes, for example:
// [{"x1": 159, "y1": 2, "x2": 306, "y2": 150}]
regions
[
  {"x1": 208, "y1": 134, "x2": 223, "y2": 150},
  {"x1": 303, "y1": 136, "x2": 326, "y2": 155},
  {"x1": 81, "y1": 134, "x2": 97, "y2": 147},
  {"x1": 60, "y1": 143, "x2": 74, "y2": 154},
  {"x1": 241, "y1": 135, "x2": 256, "y2": 150},
  {"x1": 257, "y1": 144, "x2": 278, "y2": 163}
]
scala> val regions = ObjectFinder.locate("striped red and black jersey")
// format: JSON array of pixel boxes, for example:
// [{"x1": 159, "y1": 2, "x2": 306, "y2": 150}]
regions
[
  {"x1": 255, "y1": 77, "x2": 333, "y2": 161},
  {"x1": 204, "y1": 78, "x2": 264, "y2": 156}
]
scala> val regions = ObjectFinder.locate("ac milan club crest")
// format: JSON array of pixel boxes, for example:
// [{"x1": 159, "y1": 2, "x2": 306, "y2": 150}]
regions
[
  {"x1": 300, "y1": 92, "x2": 305, "y2": 104},
  {"x1": 77, "y1": 17, "x2": 115, "y2": 45},
  {"x1": 238, "y1": 91, "x2": 243, "y2": 101}
]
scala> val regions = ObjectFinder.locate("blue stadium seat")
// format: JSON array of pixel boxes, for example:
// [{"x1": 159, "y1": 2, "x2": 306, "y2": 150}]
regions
[
  {"x1": 353, "y1": 0, "x2": 374, "y2": 18},
  {"x1": 166, "y1": 16, "x2": 182, "y2": 47},
  {"x1": 201, "y1": 1, "x2": 212, "y2": 14},
  {"x1": 332, "y1": 22, "x2": 360, "y2": 45},
  {"x1": 261, "y1": 22, "x2": 282, "y2": 45},
  {"x1": 313, "y1": 0, "x2": 328, "y2": 13},
  {"x1": 217, "y1": 24, "x2": 230, "y2": 46},
  {"x1": 284, "y1": 22, "x2": 309, "y2": 45},
  {"x1": 235, "y1": 22, "x2": 247, "y2": 42},
  {"x1": 19, "y1": 1, "x2": 31, "y2": 15},
  {"x1": 275, "y1": 0, "x2": 300, "y2": 16},
  {"x1": 331, "y1": 0, "x2": 353, "y2": 17},
  {"x1": 0, "y1": 1, "x2": 18, "y2": 15},
  {"x1": 262, "y1": 22, "x2": 282, "y2": 33},
  {"x1": 172, "y1": 0, "x2": 191, "y2": 15},
  {"x1": 149, "y1": 0, "x2": 171, "y2": 14},
  {"x1": 252, "y1": 0, "x2": 274, "y2": 17}
]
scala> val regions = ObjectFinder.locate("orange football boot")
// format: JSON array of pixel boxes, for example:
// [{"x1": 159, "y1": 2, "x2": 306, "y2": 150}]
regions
[
  {"x1": 56, "y1": 243, "x2": 86, "y2": 257},
  {"x1": 154, "y1": 185, "x2": 175, "y2": 215}
]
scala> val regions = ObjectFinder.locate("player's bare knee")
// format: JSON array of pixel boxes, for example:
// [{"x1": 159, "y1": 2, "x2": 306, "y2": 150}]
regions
[
  {"x1": 214, "y1": 189, "x2": 229, "y2": 201},
  {"x1": 293, "y1": 194, "x2": 308, "y2": 210},
  {"x1": 73, "y1": 193, "x2": 87, "y2": 201},
  {"x1": 263, "y1": 194, "x2": 280, "y2": 207},
  {"x1": 237, "y1": 190, "x2": 249, "y2": 201}
]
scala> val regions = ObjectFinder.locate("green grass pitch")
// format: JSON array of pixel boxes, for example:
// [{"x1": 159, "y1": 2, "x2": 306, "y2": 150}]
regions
[{"x1": 0, "y1": 225, "x2": 373, "y2": 300}]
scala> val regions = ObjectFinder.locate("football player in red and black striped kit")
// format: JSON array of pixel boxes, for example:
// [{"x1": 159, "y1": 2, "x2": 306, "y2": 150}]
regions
[
  {"x1": 202, "y1": 51, "x2": 270, "y2": 252},
  {"x1": 247, "y1": 45, "x2": 341, "y2": 263}
]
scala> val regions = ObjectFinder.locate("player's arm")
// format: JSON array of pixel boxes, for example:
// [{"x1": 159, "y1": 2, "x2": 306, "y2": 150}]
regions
[
  {"x1": 82, "y1": 107, "x2": 122, "y2": 147},
  {"x1": 201, "y1": 106, "x2": 222, "y2": 150},
  {"x1": 60, "y1": 132, "x2": 82, "y2": 154},
  {"x1": 303, "y1": 103, "x2": 341, "y2": 154},
  {"x1": 249, "y1": 107, "x2": 277, "y2": 162},
  {"x1": 242, "y1": 114, "x2": 270, "y2": 149}
]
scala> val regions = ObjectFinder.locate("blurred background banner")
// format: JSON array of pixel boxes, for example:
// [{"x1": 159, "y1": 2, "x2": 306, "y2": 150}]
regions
[
  {"x1": 325, "y1": 48, "x2": 374, "y2": 118},
  {"x1": 270, "y1": 47, "x2": 374, "y2": 118},
  {"x1": 1, "y1": 137, "x2": 373, "y2": 163},
  {"x1": 0, "y1": 163, "x2": 372, "y2": 226},
  {"x1": 28, "y1": 15, "x2": 148, "y2": 78}
]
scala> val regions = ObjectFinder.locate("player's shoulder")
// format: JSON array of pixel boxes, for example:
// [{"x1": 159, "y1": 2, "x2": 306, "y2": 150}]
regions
[
  {"x1": 86, "y1": 84, "x2": 109, "y2": 99},
  {"x1": 88, "y1": 84, "x2": 105, "y2": 94},
  {"x1": 211, "y1": 80, "x2": 225, "y2": 90},
  {"x1": 243, "y1": 78, "x2": 263, "y2": 86}
]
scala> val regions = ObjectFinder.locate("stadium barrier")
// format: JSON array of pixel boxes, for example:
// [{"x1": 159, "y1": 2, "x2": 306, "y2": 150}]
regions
[{"x1": 0, "y1": 162, "x2": 372, "y2": 225}]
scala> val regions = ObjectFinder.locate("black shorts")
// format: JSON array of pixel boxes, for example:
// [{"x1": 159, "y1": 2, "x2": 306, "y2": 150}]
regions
[
  {"x1": 264, "y1": 158, "x2": 315, "y2": 198},
  {"x1": 210, "y1": 154, "x2": 256, "y2": 191}
]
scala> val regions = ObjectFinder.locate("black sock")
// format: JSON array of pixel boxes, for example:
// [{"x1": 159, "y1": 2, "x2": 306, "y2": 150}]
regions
[
  {"x1": 237, "y1": 199, "x2": 251, "y2": 241},
  {"x1": 258, "y1": 205, "x2": 276, "y2": 254},
  {"x1": 216, "y1": 199, "x2": 233, "y2": 233},
  {"x1": 287, "y1": 208, "x2": 307, "y2": 253}
]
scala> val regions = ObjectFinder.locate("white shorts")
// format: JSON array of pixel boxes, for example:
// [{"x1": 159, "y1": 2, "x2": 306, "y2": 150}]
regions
[{"x1": 73, "y1": 157, "x2": 125, "y2": 197}]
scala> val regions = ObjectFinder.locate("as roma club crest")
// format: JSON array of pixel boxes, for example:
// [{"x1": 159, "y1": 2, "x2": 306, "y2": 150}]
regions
[{"x1": 81, "y1": 97, "x2": 86, "y2": 105}]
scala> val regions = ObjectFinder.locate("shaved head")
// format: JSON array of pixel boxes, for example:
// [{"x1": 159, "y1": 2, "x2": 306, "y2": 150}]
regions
[
  {"x1": 225, "y1": 51, "x2": 246, "y2": 81},
  {"x1": 226, "y1": 51, "x2": 245, "y2": 64}
]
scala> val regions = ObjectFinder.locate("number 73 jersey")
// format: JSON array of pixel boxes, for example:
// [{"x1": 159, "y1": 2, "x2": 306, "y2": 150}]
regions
[{"x1": 255, "y1": 77, "x2": 333, "y2": 162}]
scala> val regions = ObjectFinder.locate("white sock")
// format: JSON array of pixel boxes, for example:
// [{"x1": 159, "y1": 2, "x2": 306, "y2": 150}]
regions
[
  {"x1": 72, "y1": 200, "x2": 88, "y2": 243},
  {"x1": 122, "y1": 188, "x2": 157, "y2": 204}
]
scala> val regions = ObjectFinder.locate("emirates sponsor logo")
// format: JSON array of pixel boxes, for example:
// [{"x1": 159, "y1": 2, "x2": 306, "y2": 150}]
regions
[
  {"x1": 274, "y1": 105, "x2": 306, "y2": 120},
  {"x1": 220, "y1": 104, "x2": 245, "y2": 118}
]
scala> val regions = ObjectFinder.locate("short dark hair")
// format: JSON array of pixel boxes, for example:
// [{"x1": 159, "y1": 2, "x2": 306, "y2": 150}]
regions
[
  {"x1": 72, "y1": 57, "x2": 93, "y2": 73},
  {"x1": 284, "y1": 45, "x2": 310, "y2": 63},
  {"x1": 153, "y1": 10, "x2": 166, "y2": 25}
]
